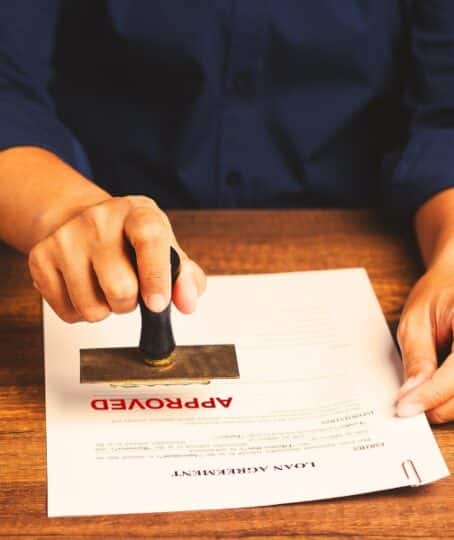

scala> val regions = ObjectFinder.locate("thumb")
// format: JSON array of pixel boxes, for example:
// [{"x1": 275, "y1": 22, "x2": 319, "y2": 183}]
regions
[
  {"x1": 396, "y1": 310, "x2": 438, "y2": 400},
  {"x1": 396, "y1": 352, "x2": 454, "y2": 417}
]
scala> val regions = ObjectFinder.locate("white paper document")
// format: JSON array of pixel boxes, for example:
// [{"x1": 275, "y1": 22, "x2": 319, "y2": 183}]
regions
[{"x1": 43, "y1": 268, "x2": 449, "y2": 517}]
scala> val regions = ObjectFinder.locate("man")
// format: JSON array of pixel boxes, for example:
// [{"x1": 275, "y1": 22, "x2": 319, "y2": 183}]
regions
[{"x1": 0, "y1": 1, "x2": 453, "y2": 422}]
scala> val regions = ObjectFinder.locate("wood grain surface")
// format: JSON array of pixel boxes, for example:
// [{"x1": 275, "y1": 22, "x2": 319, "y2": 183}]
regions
[{"x1": 0, "y1": 209, "x2": 452, "y2": 539}]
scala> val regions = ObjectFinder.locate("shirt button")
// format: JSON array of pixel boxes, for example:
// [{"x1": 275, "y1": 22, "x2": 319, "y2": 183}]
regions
[
  {"x1": 233, "y1": 69, "x2": 255, "y2": 98},
  {"x1": 226, "y1": 170, "x2": 243, "y2": 187}
]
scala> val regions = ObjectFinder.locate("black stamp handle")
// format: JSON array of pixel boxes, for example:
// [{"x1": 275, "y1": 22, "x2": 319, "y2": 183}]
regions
[{"x1": 138, "y1": 246, "x2": 181, "y2": 360}]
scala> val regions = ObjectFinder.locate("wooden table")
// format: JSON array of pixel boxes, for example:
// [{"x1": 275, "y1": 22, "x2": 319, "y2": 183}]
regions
[{"x1": 0, "y1": 210, "x2": 453, "y2": 539}]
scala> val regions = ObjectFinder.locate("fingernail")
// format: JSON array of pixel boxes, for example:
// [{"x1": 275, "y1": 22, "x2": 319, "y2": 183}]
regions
[
  {"x1": 396, "y1": 401, "x2": 424, "y2": 417},
  {"x1": 147, "y1": 293, "x2": 167, "y2": 313},
  {"x1": 398, "y1": 373, "x2": 429, "y2": 399}
]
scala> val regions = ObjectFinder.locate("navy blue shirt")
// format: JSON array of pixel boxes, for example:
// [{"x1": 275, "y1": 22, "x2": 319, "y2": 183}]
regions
[{"x1": 1, "y1": 1, "x2": 454, "y2": 217}]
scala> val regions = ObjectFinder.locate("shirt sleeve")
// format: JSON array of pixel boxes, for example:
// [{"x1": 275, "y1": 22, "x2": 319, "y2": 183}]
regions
[
  {"x1": 382, "y1": 0, "x2": 454, "y2": 221},
  {"x1": 0, "y1": 1, "x2": 91, "y2": 176}
]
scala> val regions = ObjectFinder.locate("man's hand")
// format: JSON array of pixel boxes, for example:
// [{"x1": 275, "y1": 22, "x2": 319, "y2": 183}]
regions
[
  {"x1": 396, "y1": 261, "x2": 454, "y2": 423},
  {"x1": 0, "y1": 148, "x2": 205, "y2": 323},
  {"x1": 396, "y1": 188, "x2": 454, "y2": 424},
  {"x1": 28, "y1": 196, "x2": 206, "y2": 323}
]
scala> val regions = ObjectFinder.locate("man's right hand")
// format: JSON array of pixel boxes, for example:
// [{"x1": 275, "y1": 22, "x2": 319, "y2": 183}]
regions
[{"x1": 28, "y1": 195, "x2": 206, "y2": 323}]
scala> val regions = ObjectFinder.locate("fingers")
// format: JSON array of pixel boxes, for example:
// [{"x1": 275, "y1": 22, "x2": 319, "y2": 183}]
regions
[
  {"x1": 396, "y1": 352, "x2": 454, "y2": 419},
  {"x1": 395, "y1": 276, "x2": 454, "y2": 423},
  {"x1": 395, "y1": 307, "x2": 439, "y2": 417},
  {"x1": 124, "y1": 201, "x2": 206, "y2": 314},
  {"x1": 191, "y1": 260, "x2": 207, "y2": 296},
  {"x1": 427, "y1": 395, "x2": 454, "y2": 424},
  {"x1": 173, "y1": 258, "x2": 206, "y2": 314},
  {"x1": 124, "y1": 206, "x2": 172, "y2": 312},
  {"x1": 56, "y1": 247, "x2": 110, "y2": 323},
  {"x1": 92, "y1": 245, "x2": 138, "y2": 314},
  {"x1": 29, "y1": 247, "x2": 80, "y2": 323},
  {"x1": 396, "y1": 309, "x2": 438, "y2": 398},
  {"x1": 29, "y1": 238, "x2": 110, "y2": 323},
  {"x1": 29, "y1": 222, "x2": 111, "y2": 323},
  {"x1": 28, "y1": 195, "x2": 206, "y2": 323}
]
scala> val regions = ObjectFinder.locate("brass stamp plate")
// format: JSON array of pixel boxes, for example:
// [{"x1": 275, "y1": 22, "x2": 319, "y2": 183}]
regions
[{"x1": 80, "y1": 344, "x2": 239, "y2": 385}]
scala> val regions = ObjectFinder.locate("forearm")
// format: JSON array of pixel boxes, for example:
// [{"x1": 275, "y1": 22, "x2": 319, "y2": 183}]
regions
[
  {"x1": 0, "y1": 146, "x2": 111, "y2": 252},
  {"x1": 414, "y1": 187, "x2": 454, "y2": 269}
]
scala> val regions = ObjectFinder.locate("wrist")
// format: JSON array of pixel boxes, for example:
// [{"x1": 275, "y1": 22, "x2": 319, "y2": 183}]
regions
[
  {"x1": 0, "y1": 146, "x2": 112, "y2": 251},
  {"x1": 424, "y1": 235, "x2": 454, "y2": 273},
  {"x1": 414, "y1": 188, "x2": 454, "y2": 268}
]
